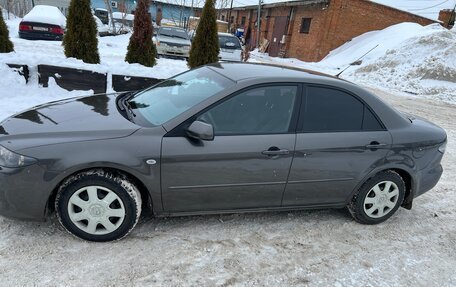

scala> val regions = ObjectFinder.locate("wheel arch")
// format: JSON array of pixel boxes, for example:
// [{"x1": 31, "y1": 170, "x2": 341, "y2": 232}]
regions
[
  {"x1": 46, "y1": 166, "x2": 155, "y2": 216},
  {"x1": 348, "y1": 165, "x2": 417, "y2": 210}
]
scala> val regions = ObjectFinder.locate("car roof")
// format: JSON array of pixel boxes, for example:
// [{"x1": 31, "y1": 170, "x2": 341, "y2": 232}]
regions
[{"x1": 207, "y1": 62, "x2": 342, "y2": 83}]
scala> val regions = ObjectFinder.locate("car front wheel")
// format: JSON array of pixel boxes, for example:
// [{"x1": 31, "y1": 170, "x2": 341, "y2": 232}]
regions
[
  {"x1": 55, "y1": 169, "x2": 142, "y2": 242},
  {"x1": 348, "y1": 170, "x2": 405, "y2": 224}
]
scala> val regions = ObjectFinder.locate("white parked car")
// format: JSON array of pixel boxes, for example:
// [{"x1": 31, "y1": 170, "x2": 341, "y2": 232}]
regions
[
  {"x1": 93, "y1": 16, "x2": 109, "y2": 36},
  {"x1": 218, "y1": 32, "x2": 243, "y2": 62}
]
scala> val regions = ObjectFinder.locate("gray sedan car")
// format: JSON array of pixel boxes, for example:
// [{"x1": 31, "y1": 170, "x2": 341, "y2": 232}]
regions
[
  {"x1": 0, "y1": 63, "x2": 446, "y2": 241},
  {"x1": 155, "y1": 26, "x2": 191, "y2": 59}
]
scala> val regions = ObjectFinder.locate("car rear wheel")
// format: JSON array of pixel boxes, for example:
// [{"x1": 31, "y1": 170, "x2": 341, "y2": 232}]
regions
[
  {"x1": 348, "y1": 170, "x2": 405, "y2": 224},
  {"x1": 55, "y1": 169, "x2": 142, "y2": 242}
]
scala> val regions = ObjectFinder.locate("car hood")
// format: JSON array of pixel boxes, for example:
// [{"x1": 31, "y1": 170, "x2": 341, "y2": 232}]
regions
[
  {"x1": 0, "y1": 94, "x2": 140, "y2": 151},
  {"x1": 156, "y1": 34, "x2": 191, "y2": 46}
]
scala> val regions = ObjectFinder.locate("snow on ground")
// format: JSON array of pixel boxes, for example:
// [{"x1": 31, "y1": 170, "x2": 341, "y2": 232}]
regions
[
  {"x1": 250, "y1": 22, "x2": 456, "y2": 104},
  {"x1": 0, "y1": 17, "x2": 188, "y2": 119},
  {"x1": 1, "y1": 16, "x2": 188, "y2": 84},
  {"x1": 0, "y1": 64, "x2": 90, "y2": 120},
  {"x1": 0, "y1": 16, "x2": 456, "y2": 286}
]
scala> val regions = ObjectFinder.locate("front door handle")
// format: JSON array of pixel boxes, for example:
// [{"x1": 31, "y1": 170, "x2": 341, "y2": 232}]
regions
[
  {"x1": 366, "y1": 141, "x2": 387, "y2": 149},
  {"x1": 262, "y1": 146, "x2": 290, "y2": 156}
]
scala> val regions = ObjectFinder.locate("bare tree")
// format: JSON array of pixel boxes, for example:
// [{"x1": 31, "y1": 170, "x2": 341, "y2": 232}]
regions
[
  {"x1": 103, "y1": 0, "x2": 116, "y2": 33},
  {"x1": 118, "y1": 0, "x2": 134, "y2": 30},
  {"x1": 1, "y1": 0, "x2": 32, "y2": 18}
]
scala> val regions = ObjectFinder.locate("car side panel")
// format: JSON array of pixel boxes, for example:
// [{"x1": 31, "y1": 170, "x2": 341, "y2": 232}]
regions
[
  {"x1": 13, "y1": 128, "x2": 166, "y2": 218},
  {"x1": 283, "y1": 131, "x2": 392, "y2": 206},
  {"x1": 161, "y1": 134, "x2": 296, "y2": 212}
]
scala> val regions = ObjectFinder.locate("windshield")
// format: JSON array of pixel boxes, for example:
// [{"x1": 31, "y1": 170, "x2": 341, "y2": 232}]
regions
[
  {"x1": 158, "y1": 27, "x2": 189, "y2": 39},
  {"x1": 129, "y1": 67, "x2": 234, "y2": 126},
  {"x1": 219, "y1": 35, "x2": 241, "y2": 49}
]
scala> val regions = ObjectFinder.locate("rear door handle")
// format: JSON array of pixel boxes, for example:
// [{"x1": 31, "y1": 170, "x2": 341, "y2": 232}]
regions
[
  {"x1": 262, "y1": 147, "x2": 290, "y2": 156},
  {"x1": 366, "y1": 141, "x2": 387, "y2": 149}
]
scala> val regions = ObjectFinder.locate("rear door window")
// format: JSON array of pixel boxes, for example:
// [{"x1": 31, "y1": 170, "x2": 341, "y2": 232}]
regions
[
  {"x1": 300, "y1": 86, "x2": 383, "y2": 132},
  {"x1": 219, "y1": 35, "x2": 241, "y2": 49}
]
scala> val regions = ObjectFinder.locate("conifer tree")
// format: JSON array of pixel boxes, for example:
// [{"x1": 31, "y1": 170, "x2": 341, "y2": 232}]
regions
[
  {"x1": 125, "y1": 0, "x2": 156, "y2": 67},
  {"x1": 63, "y1": 0, "x2": 100, "y2": 64},
  {"x1": 0, "y1": 8, "x2": 14, "y2": 53},
  {"x1": 188, "y1": 0, "x2": 219, "y2": 68}
]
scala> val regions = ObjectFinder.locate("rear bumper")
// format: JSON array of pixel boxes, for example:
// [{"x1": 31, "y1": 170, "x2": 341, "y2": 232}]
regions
[
  {"x1": 19, "y1": 31, "x2": 63, "y2": 41},
  {"x1": 219, "y1": 51, "x2": 242, "y2": 62},
  {"x1": 0, "y1": 165, "x2": 51, "y2": 221},
  {"x1": 414, "y1": 163, "x2": 443, "y2": 198}
]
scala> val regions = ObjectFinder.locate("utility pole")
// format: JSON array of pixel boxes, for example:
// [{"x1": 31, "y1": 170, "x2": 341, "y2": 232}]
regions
[
  {"x1": 256, "y1": 0, "x2": 261, "y2": 49},
  {"x1": 449, "y1": 3, "x2": 456, "y2": 28},
  {"x1": 227, "y1": 0, "x2": 233, "y2": 33},
  {"x1": 190, "y1": 0, "x2": 194, "y2": 28},
  {"x1": 103, "y1": 0, "x2": 117, "y2": 34},
  {"x1": 180, "y1": 0, "x2": 185, "y2": 28}
]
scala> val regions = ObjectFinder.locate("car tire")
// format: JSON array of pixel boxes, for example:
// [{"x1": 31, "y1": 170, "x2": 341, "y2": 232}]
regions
[
  {"x1": 55, "y1": 169, "x2": 142, "y2": 242},
  {"x1": 348, "y1": 170, "x2": 405, "y2": 224}
]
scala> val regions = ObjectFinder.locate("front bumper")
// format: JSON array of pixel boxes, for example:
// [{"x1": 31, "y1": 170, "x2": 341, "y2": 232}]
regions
[
  {"x1": 157, "y1": 45, "x2": 189, "y2": 58},
  {"x1": 18, "y1": 31, "x2": 63, "y2": 41},
  {"x1": 0, "y1": 164, "x2": 51, "y2": 221}
]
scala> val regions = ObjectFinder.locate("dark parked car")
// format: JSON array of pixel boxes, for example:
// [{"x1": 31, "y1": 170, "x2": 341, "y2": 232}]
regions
[
  {"x1": 18, "y1": 5, "x2": 66, "y2": 41},
  {"x1": 0, "y1": 63, "x2": 446, "y2": 241}
]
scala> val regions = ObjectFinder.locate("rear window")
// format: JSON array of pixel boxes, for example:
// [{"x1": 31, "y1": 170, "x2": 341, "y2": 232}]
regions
[
  {"x1": 159, "y1": 27, "x2": 188, "y2": 40},
  {"x1": 219, "y1": 35, "x2": 241, "y2": 49},
  {"x1": 300, "y1": 86, "x2": 383, "y2": 132}
]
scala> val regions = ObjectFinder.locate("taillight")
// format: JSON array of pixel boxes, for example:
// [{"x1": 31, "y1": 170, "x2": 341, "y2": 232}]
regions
[
  {"x1": 438, "y1": 141, "x2": 447, "y2": 154},
  {"x1": 19, "y1": 24, "x2": 32, "y2": 31},
  {"x1": 50, "y1": 27, "x2": 64, "y2": 34}
]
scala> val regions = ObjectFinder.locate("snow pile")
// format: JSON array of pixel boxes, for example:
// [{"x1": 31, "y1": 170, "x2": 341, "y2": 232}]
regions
[
  {"x1": 1, "y1": 18, "x2": 188, "y2": 78},
  {"x1": 320, "y1": 23, "x2": 441, "y2": 68},
  {"x1": 22, "y1": 5, "x2": 66, "y2": 27},
  {"x1": 250, "y1": 22, "x2": 456, "y2": 104},
  {"x1": 0, "y1": 16, "x2": 189, "y2": 122},
  {"x1": 0, "y1": 64, "x2": 91, "y2": 121},
  {"x1": 347, "y1": 26, "x2": 456, "y2": 102}
]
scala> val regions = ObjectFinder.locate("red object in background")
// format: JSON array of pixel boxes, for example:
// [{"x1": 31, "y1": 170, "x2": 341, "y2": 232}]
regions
[
  {"x1": 19, "y1": 23, "x2": 32, "y2": 31},
  {"x1": 49, "y1": 27, "x2": 64, "y2": 34}
]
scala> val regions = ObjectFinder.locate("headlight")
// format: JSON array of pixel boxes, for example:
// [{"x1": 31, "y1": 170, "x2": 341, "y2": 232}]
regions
[
  {"x1": 0, "y1": 145, "x2": 37, "y2": 168},
  {"x1": 438, "y1": 142, "x2": 447, "y2": 154}
]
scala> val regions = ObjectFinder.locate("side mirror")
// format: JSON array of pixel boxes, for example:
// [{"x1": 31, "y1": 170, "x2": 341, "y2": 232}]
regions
[{"x1": 186, "y1": 120, "x2": 214, "y2": 141}]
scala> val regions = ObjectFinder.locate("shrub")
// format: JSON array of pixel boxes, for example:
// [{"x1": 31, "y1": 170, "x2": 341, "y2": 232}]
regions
[
  {"x1": 0, "y1": 8, "x2": 14, "y2": 53},
  {"x1": 188, "y1": 0, "x2": 219, "y2": 68},
  {"x1": 125, "y1": 0, "x2": 156, "y2": 67},
  {"x1": 63, "y1": 0, "x2": 100, "y2": 64}
]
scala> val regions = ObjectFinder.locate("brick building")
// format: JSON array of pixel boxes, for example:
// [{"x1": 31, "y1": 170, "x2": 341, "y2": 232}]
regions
[
  {"x1": 438, "y1": 9, "x2": 455, "y2": 28},
  {"x1": 218, "y1": 0, "x2": 438, "y2": 61}
]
